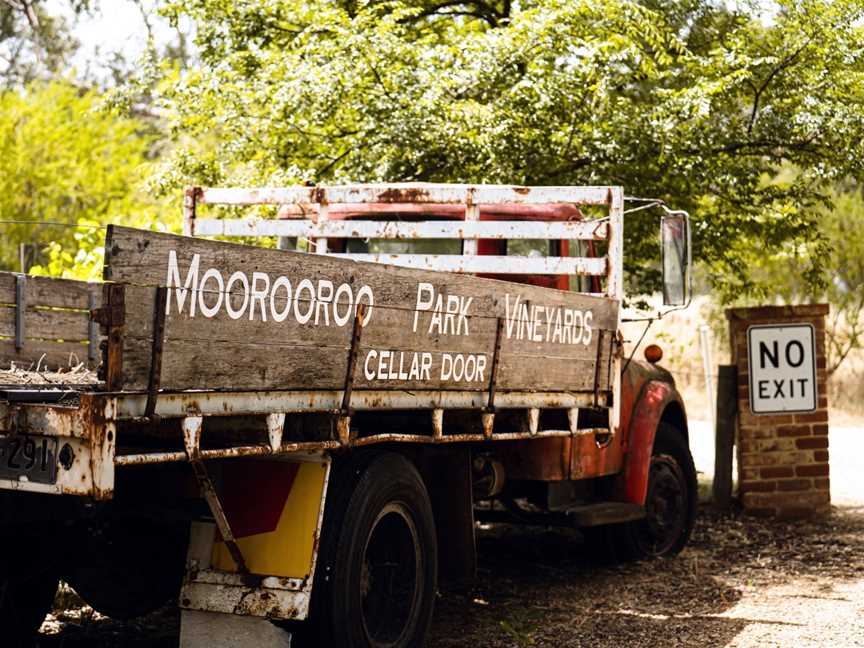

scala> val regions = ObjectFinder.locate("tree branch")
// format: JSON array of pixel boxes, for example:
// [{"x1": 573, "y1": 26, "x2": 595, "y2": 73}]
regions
[
  {"x1": 747, "y1": 41, "x2": 810, "y2": 136},
  {"x1": 402, "y1": 1, "x2": 506, "y2": 28}
]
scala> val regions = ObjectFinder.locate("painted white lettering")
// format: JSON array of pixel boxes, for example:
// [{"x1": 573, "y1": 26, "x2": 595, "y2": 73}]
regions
[
  {"x1": 445, "y1": 295, "x2": 460, "y2": 335},
  {"x1": 440, "y1": 353, "x2": 452, "y2": 380},
  {"x1": 504, "y1": 294, "x2": 521, "y2": 339},
  {"x1": 475, "y1": 355, "x2": 487, "y2": 382},
  {"x1": 364, "y1": 350, "x2": 377, "y2": 381},
  {"x1": 413, "y1": 283, "x2": 434, "y2": 332},
  {"x1": 356, "y1": 286, "x2": 374, "y2": 326},
  {"x1": 409, "y1": 353, "x2": 420, "y2": 380},
  {"x1": 452, "y1": 354, "x2": 465, "y2": 381},
  {"x1": 315, "y1": 280, "x2": 333, "y2": 326},
  {"x1": 582, "y1": 311, "x2": 593, "y2": 345},
  {"x1": 294, "y1": 279, "x2": 315, "y2": 324},
  {"x1": 572, "y1": 310, "x2": 584, "y2": 344},
  {"x1": 249, "y1": 272, "x2": 270, "y2": 321},
  {"x1": 270, "y1": 276, "x2": 293, "y2": 322},
  {"x1": 197, "y1": 267, "x2": 224, "y2": 318},
  {"x1": 378, "y1": 350, "x2": 390, "y2": 380},
  {"x1": 420, "y1": 353, "x2": 432, "y2": 381},
  {"x1": 332, "y1": 283, "x2": 353, "y2": 327},
  {"x1": 166, "y1": 250, "x2": 200, "y2": 317},
  {"x1": 464, "y1": 354, "x2": 476, "y2": 382},
  {"x1": 551, "y1": 308, "x2": 563, "y2": 343},
  {"x1": 225, "y1": 271, "x2": 250, "y2": 320},
  {"x1": 563, "y1": 309, "x2": 573, "y2": 344},
  {"x1": 531, "y1": 304, "x2": 543, "y2": 342}
]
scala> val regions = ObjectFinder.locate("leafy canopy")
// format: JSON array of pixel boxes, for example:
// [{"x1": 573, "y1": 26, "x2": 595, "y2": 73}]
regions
[
  {"x1": 0, "y1": 80, "x2": 175, "y2": 278},
  {"x1": 155, "y1": 0, "x2": 864, "y2": 298}
]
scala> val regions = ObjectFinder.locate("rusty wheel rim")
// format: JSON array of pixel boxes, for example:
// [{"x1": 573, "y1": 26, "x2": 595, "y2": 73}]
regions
[
  {"x1": 360, "y1": 502, "x2": 421, "y2": 648},
  {"x1": 636, "y1": 454, "x2": 687, "y2": 556}
]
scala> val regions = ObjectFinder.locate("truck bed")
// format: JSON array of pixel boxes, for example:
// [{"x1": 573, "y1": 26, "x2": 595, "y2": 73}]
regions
[{"x1": 0, "y1": 184, "x2": 623, "y2": 499}]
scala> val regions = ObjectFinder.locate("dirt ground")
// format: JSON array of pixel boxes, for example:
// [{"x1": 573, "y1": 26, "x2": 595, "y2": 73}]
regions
[{"x1": 38, "y1": 425, "x2": 864, "y2": 648}]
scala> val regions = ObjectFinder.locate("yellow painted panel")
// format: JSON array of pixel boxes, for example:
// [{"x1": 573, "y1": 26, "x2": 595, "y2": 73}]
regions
[{"x1": 212, "y1": 461, "x2": 327, "y2": 578}]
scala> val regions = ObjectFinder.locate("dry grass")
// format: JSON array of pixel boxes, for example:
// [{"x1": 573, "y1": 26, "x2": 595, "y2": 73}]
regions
[
  {"x1": 0, "y1": 359, "x2": 99, "y2": 387},
  {"x1": 40, "y1": 505, "x2": 864, "y2": 648}
]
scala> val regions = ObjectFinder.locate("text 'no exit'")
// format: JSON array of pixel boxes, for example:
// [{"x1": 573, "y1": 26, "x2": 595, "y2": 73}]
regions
[{"x1": 747, "y1": 324, "x2": 817, "y2": 414}]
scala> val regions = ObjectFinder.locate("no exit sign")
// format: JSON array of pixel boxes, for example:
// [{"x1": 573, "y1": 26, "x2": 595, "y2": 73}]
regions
[{"x1": 747, "y1": 324, "x2": 817, "y2": 414}]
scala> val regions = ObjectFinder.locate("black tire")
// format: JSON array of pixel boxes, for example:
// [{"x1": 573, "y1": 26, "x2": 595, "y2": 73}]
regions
[
  {"x1": 613, "y1": 423, "x2": 697, "y2": 560},
  {"x1": 309, "y1": 452, "x2": 437, "y2": 648},
  {"x1": 0, "y1": 534, "x2": 59, "y2": 648},
  {"x1": 63, "y1": 518, "x2": 189, "y2": 620}
]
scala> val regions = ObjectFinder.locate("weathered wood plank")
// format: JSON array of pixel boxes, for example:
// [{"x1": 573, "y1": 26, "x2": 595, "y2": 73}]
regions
[
  {"x1": 0, "y1": 305, "x2": 91, "y2": 341},
  {"x1": 105, "y1": 226, "x2": 618, "y2": 393},
  {"x1": 0, "y1": 273, "x2": 99, "y2": 310}
]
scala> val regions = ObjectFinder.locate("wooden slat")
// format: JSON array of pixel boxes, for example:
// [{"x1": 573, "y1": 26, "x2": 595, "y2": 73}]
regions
[
  {"x1": 0, "y1": 340, "x2": 91, "y2": 372},
  {"x1": 328, "y1": 254, "x2": 607, "y2": 275},
  {"x1": 0, "y1": 273, "x2": 99, "y2": 310},
  {"x1": 105, "y1": 226, "x2": 618, "y2": 393},
  {"x1": 192, "y1": 218, "x2": 610, "y2": 241},
  {"x1": 200, "y1": 184, "x2": 615, "y2": 207},
  {"x1": 0, "y1": 305, "x2": 91, "y2": 341}
]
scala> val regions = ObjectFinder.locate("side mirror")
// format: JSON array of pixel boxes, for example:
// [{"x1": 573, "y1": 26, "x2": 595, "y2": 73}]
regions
[{"x1": 660, "y1": 210, "x2": 691, "y2": 306}]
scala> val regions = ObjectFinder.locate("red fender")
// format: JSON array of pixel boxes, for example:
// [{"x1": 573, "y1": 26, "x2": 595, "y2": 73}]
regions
[{"x1": 618, "y1": 377, "x2": 687, "y2": 505}]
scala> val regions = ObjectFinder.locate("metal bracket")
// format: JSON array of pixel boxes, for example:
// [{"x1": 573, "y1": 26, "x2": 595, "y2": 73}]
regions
[
  {"x1": 486, "y1": 316, "x2": 504, "y2": 412},
  {"x1": 14, "y1": 274, "x2": 25, "y2": 351},
  {"x1": 338, "y1": 303, "x2": 366, "y2": 444},
  {"x1": 87, "y1": 290, "x2": 98, "y2": 363},
  {"x1": 267, "y1": 413, "x2": 286, "y2": 452},
  {"x1": 182, "y1": 416, "x2": 249, "y2": 575},
  {"x1": 482, "y1": 317, "x2": 505, "y2": 439},
  {"x1": 593, "y1": 329, "x2": 605, "y2": 408},
  {"x1": 145, "y1": 286, "x2": 168, "y2": 419}
]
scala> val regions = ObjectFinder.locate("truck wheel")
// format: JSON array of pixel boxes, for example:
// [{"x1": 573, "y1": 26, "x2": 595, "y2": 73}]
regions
[
  {"x1": 63, "y1": 518, "x2": 189, "y2": 620},
  {"x1": 311, "y1": 452, "x2": 437, "y2": 648},
  {"x1": 615, "y1": 423, "x2": 697, "y2": 560},
  {"x1": 0, "y1": 538, "x2": 59, "y2": 648}
]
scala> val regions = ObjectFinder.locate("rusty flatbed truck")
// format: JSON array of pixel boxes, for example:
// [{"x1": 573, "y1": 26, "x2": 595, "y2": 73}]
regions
[{"x1": 0, "y1": 183, "x2": 696, "y2": 648}]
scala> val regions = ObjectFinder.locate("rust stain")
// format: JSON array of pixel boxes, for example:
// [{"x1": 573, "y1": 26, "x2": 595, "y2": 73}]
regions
[{"x1": 375, "y1": 187, "x2": 431, "y2": 203}]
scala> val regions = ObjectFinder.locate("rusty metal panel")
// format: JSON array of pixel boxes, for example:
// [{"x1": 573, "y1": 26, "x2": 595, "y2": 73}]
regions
[
  {"x1": 0, "y1": 393, "x2": 116, "y2": 498},
  {"x1": 114, "y1": 389, "x2": 603, "y2": 420},
  {"x1": 181, "y1": 580, "x2": 310, "y2": 619},
  {"x1": 181, "y1": 455, "x2": 331, "y2": 621}
]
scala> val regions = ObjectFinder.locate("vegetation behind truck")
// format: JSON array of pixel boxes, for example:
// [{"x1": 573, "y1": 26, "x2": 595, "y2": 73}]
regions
[{"x1": 0, "y1": 184, "x2": 696, "y2": 648}]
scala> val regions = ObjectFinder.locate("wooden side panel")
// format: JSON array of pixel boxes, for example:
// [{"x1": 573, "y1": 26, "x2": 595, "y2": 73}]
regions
[
  {"x1": 0, "y1": 272, "x2": 101, "y2": 370},
  {"x1": 104, "y1": 226, "x2": 619, "y2": 393}
]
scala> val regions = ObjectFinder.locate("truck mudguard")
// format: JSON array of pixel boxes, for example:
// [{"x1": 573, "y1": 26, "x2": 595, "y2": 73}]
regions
[{"x1": 619, "y1": 377, "x2": 688, "y2": 505}]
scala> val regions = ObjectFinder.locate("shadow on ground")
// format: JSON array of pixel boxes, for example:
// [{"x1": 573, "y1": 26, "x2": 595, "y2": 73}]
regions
[{"x1": 38, "y1": 504, "x2": 864, "y2": 647}]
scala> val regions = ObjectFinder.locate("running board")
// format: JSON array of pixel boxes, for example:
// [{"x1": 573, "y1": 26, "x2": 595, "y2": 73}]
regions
[{"x1": 563, "y1": 502, "x2": 645, "y2": 527}]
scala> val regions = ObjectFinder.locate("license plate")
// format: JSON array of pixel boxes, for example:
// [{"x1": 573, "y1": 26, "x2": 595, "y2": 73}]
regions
[{"x1": 0, "y1": 435, "x2": 58, "y2": 484}]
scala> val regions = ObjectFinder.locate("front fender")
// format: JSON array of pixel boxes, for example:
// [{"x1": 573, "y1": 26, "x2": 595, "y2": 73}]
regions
[{"x1": 617, "y1": 368, "x2": 688, "y2": 505}]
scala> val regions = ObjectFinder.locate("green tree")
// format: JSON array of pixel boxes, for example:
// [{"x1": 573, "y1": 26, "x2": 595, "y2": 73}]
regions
[
  {"x1": 750, "y1": 182, "x2": 864, "y2": 375},
  {"x1": 0, "y1": 0, "x2": 90, "y2": 87},
  {"x1": 0, "y1": 80, "x2": 174, "y2": 278},
  {"x1": 153, "y1": 0, "x2": 864, "y2": 298}
]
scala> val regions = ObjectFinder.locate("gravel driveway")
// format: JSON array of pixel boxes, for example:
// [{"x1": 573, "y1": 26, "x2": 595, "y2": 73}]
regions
[{"x1": 38, "y1": 424, "x2": 864, "y2": 647}]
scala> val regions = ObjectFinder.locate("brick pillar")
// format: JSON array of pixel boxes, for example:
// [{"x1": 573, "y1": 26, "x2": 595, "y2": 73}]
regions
[{"x1": 727, "y1": 304, "x2": 830, "y2": 518}]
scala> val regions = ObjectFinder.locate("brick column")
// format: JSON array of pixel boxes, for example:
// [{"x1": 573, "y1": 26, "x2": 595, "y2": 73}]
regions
[{"x1": 727, "y1": 304, "x2": 830, "y2": 518}]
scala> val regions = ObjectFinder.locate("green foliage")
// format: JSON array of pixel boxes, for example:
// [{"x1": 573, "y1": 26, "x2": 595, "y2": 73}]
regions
[
  {"x1": 749, "y1": 182, "x2": 864, "y2": 374},
  {"x1": 0, "y1": 80, "x2": 178, "y2": 279},
  {"x1": 153, "y1": 0, "x2": 864, "y2": 298}
]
